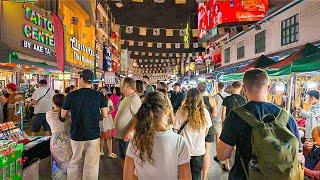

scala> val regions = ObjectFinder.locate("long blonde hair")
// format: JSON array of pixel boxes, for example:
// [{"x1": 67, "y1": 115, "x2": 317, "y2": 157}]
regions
[{"x1": 179, "y1": 88, "x2": 206, "y2": 131}]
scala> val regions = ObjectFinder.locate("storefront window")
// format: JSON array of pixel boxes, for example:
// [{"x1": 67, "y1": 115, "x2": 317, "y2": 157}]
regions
[
  {"x1": 224, "y1": 47, "x2": 231, "y2": 63},
  {"x1": 237, "y1": 41, "x2": 245, "y2": 60},
  {"x1": 281, "y1": 14, "x2": 299, "y2": 46},
  {"x1": 255, "y1": 30, "x2": 266, "y2": 54}
]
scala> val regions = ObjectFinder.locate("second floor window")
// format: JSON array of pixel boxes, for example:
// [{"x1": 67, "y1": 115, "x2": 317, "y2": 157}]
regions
[
  {"x1": 237, "y1": 41, "x2": 245, "y2": 59},
  {"x1": 224, "y1": 47, "x2": 230, "y2": 63},
  {"x1": 281, "y1": 14, "x2": 299, "y2": 46},
  {"x1": 255, "y1": 30, "x2": 266, "y2": 54}
]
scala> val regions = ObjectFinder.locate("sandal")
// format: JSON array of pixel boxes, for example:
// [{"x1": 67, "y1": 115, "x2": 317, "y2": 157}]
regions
[{"x1": 108, "y1": 153, "x2": 117, "y2": 159}]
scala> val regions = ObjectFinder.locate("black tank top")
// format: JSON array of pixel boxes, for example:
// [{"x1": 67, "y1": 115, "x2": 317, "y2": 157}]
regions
[{"x1": 203, "y1": 96, "x2": 213, "y2": 114}]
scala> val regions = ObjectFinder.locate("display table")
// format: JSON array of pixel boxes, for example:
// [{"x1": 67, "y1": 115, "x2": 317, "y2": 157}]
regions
[{"x1": 22, "y1": 136, "x2": 51, "y2": 169}]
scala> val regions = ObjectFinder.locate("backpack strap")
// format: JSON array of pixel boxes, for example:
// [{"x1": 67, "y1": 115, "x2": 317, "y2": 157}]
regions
[
  {"x1": 275, "y1": 108, "x2": 289, "y2": 127},
  {"x1": 232, "y1": 106, "x2": 261, "y2": 127}
]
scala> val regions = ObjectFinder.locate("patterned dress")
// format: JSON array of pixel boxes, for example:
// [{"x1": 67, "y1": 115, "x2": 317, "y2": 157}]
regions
[{"x1": 46, "y1": 111, "x2": 72, "y2": 180}]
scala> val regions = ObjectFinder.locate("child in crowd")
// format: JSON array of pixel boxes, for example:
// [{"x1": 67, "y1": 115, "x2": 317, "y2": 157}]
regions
[
  {"x1": 174, "y1": 88, "x2": 212, "y2": 180},
  {"x1": 100, "y1": 87, "x2": 117, "y2": 158},
  {"x1": 46, "y1": 94, "x2": 72, "y2": 180},
  {"x1": 124, "y1": 92, "x2": 191, "y2": 180}
]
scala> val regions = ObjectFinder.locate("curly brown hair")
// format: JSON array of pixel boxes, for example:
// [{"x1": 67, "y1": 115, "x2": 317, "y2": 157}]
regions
[
  {"x1": 179, "y1": 88, "x2": 206, "y2": 131},
  {"x1": 132, "y1": 91, "x2": 169, "y2": 164}
]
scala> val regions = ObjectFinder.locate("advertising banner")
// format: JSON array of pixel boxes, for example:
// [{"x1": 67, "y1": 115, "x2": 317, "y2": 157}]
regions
[
  {"x1": 103, "y1": 46, "x2": 112, "y2": 71},
  {"x1": 53, "y1": 13, "x2": 64, "y2": 72},
  {"x1": 198, "y1": 0, "x2": 268, "y2": 38}
]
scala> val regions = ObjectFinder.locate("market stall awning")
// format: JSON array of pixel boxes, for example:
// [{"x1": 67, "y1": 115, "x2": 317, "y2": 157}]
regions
[
  {"x1": 236, "y1": 55, "x2": 278, "y2": 73},
  {"x1": 212, "y1": 60, "x2": 253, "y2": 80},
  {"x1": 269, "y1": 43, "x2": 320, "y2": 69}
]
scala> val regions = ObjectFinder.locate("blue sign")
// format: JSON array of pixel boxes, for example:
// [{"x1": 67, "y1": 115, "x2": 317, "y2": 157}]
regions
[{"x1": 103, "y1": 46, "x2": 112, "y2": 71}]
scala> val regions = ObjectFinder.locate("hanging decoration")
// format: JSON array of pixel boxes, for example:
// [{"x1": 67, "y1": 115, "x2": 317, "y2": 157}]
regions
[
  {"x1": 139, "y1": 27, "x2": 147, "y2": 36},
  {"x1": 147, "y1": 42, "x2": 153, "y2": 48},
  {"x1": 128, "y1": 40, "x2": 134, "y2": 46},
  {"x1": 179, "y1": 29, "x2": 185, "y2": 37},
  {"x1": 153, "y1": 28, "x2": 161, "y2": 36},
  {"x1": 193, "y1": 43, "x2": 199, "y2": 48},
  {"x1": 166, "y1": 29, "x2": 174, "y2": 37},
  {"x1": 175, "y1": 43, "x2": 180, "y2": 49},
  {"x1": 157, "y1": 43, "x2": 162, "y2": 48},
  {"x1": 138, "y1": 41, "x2": 144, "y2": 46},
  {"x1": 166, "y1": 43, "x2": 171, "y2": 49},
  {"x1": 184, "y1": 43, "x2": 189, "y2": 49},
  {"x1": 125, "y1": 26, "x2": 134, "y2": 34},
  {"x1": 121, "y1": 39, "x2": 205, "y2": 49}
]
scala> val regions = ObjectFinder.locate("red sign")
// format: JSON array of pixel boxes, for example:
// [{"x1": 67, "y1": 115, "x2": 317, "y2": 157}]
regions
[
  {"x1": 53, "y1": 13, "x2": 64, "y2": 72},
  {"x1": 198, "y1": 0, "x2": 268, "y2": 38}
]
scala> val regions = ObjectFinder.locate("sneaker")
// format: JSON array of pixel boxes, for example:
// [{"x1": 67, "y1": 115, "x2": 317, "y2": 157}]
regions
[
  {"x1": 108, "y1": 153, "x2": 117, "y2": 159},
  {"x1": 100, "y1": 152, "x2": 104, "y2": 156},
  {"x1": 214, "y1": 156, "x2": 220, "y2": 163},
  {"x1": 221, "y1": 163, "x2": 230, "y2": 172}
]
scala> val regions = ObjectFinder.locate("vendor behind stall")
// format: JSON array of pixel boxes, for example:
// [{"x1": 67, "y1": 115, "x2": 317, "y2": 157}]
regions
[
  {"x1": 6, "y1": 83, "x2": 24, "y2": 122},
  {"x1": 297, "y1": 90, "x2": 320, "y2": 139}
]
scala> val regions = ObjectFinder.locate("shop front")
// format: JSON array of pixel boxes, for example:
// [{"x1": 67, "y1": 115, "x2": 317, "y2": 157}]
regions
[
  {"x1": 59, "y1": 0, "x2": 96, "y2": 89},
  {"x1": 0, "y1": 2, "x2": 68, "y2": 92}
]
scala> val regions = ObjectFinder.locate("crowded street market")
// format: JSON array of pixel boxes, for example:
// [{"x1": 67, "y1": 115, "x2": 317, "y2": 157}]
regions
[{"x1": 0, "y1": 0, "x2": 320, "y2": 179}]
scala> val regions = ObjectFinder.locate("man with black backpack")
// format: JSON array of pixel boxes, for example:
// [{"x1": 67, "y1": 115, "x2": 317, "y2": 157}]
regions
[
  {"x1": 217, "y1": 68, "x2": 303, "y2": 180},
  {"x1": 220, "y1": 81, "x2": 246, "y2": 171}
]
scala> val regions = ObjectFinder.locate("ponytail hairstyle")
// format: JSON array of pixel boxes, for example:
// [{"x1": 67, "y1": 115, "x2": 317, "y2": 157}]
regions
[
  {"x1": 132, "y1": 91, "x2": 169, "y2": 165},
  {"x1": 179, "y1": 88, "x2": 206, "y2": 131},
  {"x1": 52, "y1": 94, "x2": 66, "y2": 122}
]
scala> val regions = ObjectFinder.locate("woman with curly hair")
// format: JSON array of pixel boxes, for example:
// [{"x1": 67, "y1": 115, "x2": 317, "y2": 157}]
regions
[
  {"x1": 173, "y1": 88, "x2": 212, "y2": 180},
  {"x1": 123, "y1": 91, "x2": 191, "y2": 180}
]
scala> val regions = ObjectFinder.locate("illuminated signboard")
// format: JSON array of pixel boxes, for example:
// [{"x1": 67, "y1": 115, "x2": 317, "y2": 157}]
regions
[
  {"x1": 2, "y1": 2, "x2": 56, "y2": 62},
  {"x1": 198, "y1": 0, "x2": 268, "y2": 38}
]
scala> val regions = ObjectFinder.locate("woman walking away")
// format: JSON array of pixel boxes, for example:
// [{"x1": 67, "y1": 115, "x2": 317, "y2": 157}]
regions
[
  {"x1": 46, "y1": 94, "x2": 72, "y2": 180},
  {"x1": 174, "y1": 88, "x2": 212, "y2": 180},
  {"x1": 124, "y1": 91, "x2": 191, "y2": 180},
  {"x1": 100, "y1": 87, "x2": 117, "y2": 158}
]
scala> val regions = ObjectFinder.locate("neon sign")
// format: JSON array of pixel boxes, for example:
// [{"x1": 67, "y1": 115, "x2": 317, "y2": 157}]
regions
[
  {"x1": 23, "y1": 5, "x2": 54, "y2": 47},
  {"x1": 184, "y1": 23, "x2": 189, "y2": 43}
]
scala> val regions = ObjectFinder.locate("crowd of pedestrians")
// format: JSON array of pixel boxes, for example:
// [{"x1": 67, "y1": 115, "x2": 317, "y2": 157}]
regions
[{"x1": 14, "y1": 67, "x2": 320, "y2": 180}]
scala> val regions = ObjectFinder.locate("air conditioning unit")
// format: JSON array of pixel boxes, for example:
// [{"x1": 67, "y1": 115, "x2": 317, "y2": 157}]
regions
[
  {"x1": 98, "y1": 22, "x2": 105, "y2": 29},
  {"x1": 71, "y1": 17, "x2": 78, "y2": 25}
]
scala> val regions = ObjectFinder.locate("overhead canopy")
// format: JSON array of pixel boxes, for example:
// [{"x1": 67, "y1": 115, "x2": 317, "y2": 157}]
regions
[
  {"x1": 269, "y1": 43, "x2": 320, "y2": 69},
  {"x1": 220, "y1": 52, "x2": 320, "y2": 81},
  {"x1": 236, "y1": 55, "x2": 278, "y2": 73}
]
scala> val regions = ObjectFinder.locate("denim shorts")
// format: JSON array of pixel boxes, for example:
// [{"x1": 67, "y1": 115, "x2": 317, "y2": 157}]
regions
[
  {"x1": 190, "y1": 155, "x2": 204, "y2": 180},
  {"x1": 31, "y1": 113, "x2": 51, "y2": 132}
]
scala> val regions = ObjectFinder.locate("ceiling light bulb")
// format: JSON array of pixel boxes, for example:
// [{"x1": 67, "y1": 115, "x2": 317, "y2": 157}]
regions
[{"x1": 116, "y1": 2, "x2": 124, "y2": 8}]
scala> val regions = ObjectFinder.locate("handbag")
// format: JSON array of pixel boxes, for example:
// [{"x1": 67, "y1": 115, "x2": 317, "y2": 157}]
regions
[{"x1": 177, "y1": 119, "x2": 188, "y2": 134}]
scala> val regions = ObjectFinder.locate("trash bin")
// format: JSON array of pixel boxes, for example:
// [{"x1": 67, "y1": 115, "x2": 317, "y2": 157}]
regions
[{"x1": 22, "y1": 158, "x2": 40, "y2": 180}]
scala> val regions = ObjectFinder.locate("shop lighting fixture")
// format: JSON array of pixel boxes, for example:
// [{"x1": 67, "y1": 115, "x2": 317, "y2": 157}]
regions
[
  {"x1": 115, "y1": 2, "x2": 124, "y2": 8},
  {"x1": 306, "y1": 82, "x2": 317, "y2": 89},
  {"x1": 275, "y1": 83, "x2": 285, "y2": 92}
]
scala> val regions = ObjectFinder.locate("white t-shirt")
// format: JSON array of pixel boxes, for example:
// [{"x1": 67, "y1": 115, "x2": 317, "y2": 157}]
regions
[
  {"x1": 174, "y1": 108, "x2": 212, "y2": 156},
  {"x1": 126, "y1": 131, "x2": 190, "y2": 180},
  {"x1": 213, "y1": 92, "x2": 230, "y2": 123},
  {"x1": 31, "y1": 86, "x2": 55, "y2": 114}
]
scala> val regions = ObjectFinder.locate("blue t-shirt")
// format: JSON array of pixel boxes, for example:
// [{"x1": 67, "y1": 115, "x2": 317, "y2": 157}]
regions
[
  {"x1": 219, "y1": 101, "x2": 301, "y2": 180},
  {"x1": 62, "y1": 88, "x2": 107, "y2": 141}
]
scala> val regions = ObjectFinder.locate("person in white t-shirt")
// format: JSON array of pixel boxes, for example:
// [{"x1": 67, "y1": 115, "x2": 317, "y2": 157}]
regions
[
  {"x1": 31, "y1": 79, "x2": 55, "y2": 136},
  {"x1": 174, "y1": 88, "x2": 212, "y2": 180},
  {"x1": 124, "y1": 91, "x2": 191, "y2": 180}
]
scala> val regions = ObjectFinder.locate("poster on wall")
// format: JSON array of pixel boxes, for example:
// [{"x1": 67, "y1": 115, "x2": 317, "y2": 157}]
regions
[
  {"x1": 103, "y1": 46, "x2": 112, "y2": 71},
  {"x1": 198, "y1": 0, "x2": 268, "y2": 38}
]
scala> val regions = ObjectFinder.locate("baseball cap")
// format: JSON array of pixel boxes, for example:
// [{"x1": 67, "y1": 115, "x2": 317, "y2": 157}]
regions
[
  {"x1": 6, "y1": 83, "x2": 17, "y2": 91},
  {"x1": 307, "y1": 90, "x2": 320, "y2": 100},
  {"x1": 79, "y1": 69, "x2": 94, "y2": 82}
]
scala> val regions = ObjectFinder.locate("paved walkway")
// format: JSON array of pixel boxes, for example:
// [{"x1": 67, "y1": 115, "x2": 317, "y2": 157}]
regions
[{"x1": 39, "y1": 139, "x2": 230, "y2": 180}]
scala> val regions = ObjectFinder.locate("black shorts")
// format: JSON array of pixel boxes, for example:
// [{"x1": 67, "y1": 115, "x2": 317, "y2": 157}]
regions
[
  {"x1": 31, "y1": 113, "x2": 51, "y2": 132},
  {"x1": 117, "y1": 138, "x2": 129, "y2": 159},
  {"x1": 205, "y1": 126, "x2": 215, "y2": 143},
  {"x1": 190, "y1": 155, "x2": 204, "y2": 179},
  {"x1": 205, "y1": 134, "x2": 215, "y2": 143}
]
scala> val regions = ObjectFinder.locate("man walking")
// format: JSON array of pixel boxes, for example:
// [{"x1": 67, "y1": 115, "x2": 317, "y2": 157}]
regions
[
  {"x1": 213, "y1": 82, "x2": 229, "y2": 161},
  {"x1": 31, "y1": 79, "x2": 55, "y2": 136},
  {"x1": 170, "y1": 83, "x2": 185, "y2": 113},
  {"x1": 114, "y1": 77, "x2": 142, "y2": 166},
  {"x1": 61, "y1": 69, "x2": 109, "y2": 180},
  {"x1": 297, "y1": 90, "x2": 320, "y2": 139},
  {"x1": 217, "y1": 69, "x2": 302, "y2": 179},
  {"x1": 198, "y1": 81, "x2": 216, "y2": 180}
]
